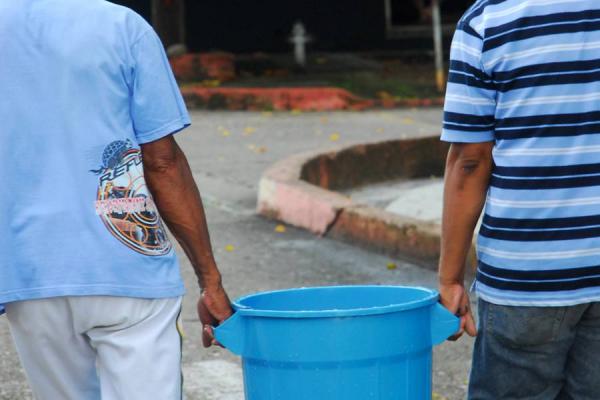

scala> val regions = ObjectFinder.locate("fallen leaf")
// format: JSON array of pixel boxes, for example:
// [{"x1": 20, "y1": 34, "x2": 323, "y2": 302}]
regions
[
  {"x1": 243, "y1": 127, "x2": 257, "y2": 136},
  {"x1": 291, "y1": 109, "x2": 302, "y2": 115},
  {"x1": 377, "y1": 91, "x2": 394, "y2": 100},
  {"x1": 402, "y1": 117, "x2": 415, "y2": 124},
  {"x1": 376, "y1": 127, "x2": 385, "y2": 134},
  {"x1": 274, "y1": 224, "x2": 286, "y2": 233},
  {"x1": 221, "y1": 129, "x2": 231, "y2": 137},
  {"x1": 387, "y1": 262, "x2": 397, "y2": 270},
  {"x1": 225, "y1": 244, "x2": 235, "y2": 252},
  {"x1": 262, "y1": 111, "x2": 273, "y2": 118},
  {"x1": 329, "y1": 132, "x2": 341, "y2": 142},
  {"x1": 255, "y1": 146, "x2": 267, "y2": 154},
  {"x1": 200, "y1": 79, "x2": 221, "y2": 88}
]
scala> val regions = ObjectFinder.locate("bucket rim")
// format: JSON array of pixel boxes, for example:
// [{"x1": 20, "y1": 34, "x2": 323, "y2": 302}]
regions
[{"x1": 232, "y1": 285, "x2": 440, "y2": 318}]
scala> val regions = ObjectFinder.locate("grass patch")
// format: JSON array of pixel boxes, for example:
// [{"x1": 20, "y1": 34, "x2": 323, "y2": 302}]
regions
[{"x1": 328, "y1": 72, "x2": 440, "y2": 100}]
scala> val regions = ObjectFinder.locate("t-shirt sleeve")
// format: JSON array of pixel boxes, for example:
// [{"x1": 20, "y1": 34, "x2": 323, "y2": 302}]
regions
[
  {"x1": 441, "y1": 23, "x2": 496, "y2": 143},
  {"x1": 130, "y1": 29, "x2": 191, "y2": 144}
]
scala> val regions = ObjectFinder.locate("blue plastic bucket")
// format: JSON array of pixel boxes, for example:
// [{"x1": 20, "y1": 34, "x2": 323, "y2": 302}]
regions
[{"x1": 215, "y1": 285, "x2": 458, "y2": 400}]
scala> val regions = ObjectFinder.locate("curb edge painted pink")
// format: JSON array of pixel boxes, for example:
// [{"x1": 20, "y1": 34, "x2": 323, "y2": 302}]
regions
[{"x1": 256, "y1": 140, "x2": 477, "y2": 269}]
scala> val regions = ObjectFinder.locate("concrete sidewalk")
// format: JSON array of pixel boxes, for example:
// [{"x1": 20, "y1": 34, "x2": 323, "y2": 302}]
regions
[
  {"x1": 347, "y1": 178, "x2": 444, "y2": 224},
  {"x1": 0, "y1": 109, "x2": 474, "y2": 400}
]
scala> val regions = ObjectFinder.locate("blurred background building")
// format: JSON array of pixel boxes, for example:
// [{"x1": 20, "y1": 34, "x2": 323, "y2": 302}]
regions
[
  {"x1": 107, "y1": 0, "x2": 477, "y2": 107},
  {"x1": 112, "y1": 0, "x2": 472, "y2": 52}
]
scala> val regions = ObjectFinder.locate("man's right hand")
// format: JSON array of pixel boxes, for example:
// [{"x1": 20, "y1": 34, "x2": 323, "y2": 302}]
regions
[
  {"x1": 439, "y1": 281, "x2": 477, "y2": 340},
  {"x1": 197, "y1": 283, "x2": 233, "y2": 348}
]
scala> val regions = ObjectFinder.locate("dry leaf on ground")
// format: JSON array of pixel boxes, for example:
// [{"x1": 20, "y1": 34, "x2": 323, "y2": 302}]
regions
[{"x1": 274, "y1": 225, "x2": 286, "y2": 233}]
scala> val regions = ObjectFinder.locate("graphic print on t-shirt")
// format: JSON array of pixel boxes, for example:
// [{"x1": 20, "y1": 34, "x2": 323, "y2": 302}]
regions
[{"x1": 90, "y1": 140, "x2": 172, "y2": 256}]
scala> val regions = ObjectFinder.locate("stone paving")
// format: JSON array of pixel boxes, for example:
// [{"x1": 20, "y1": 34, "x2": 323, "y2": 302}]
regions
[{"x1": 0, "y1": 109, "x2": 475, "y2": 400}]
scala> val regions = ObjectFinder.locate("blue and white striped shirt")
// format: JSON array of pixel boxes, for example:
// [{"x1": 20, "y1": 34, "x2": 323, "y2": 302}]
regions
[{"x1": 442, "y1": 0, "x2": 600, "y2": 306}]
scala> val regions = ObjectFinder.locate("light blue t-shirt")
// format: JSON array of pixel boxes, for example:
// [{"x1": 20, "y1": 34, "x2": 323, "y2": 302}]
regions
[{"x1": 0, "y1": 0, "x2": 191, "y2": 314}]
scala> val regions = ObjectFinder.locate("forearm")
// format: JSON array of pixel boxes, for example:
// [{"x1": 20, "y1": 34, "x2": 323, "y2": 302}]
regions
[
  {"x1": 439, "y1": 142, "x2": 493, "y2": 285},
  {"x1": 143, "y1": 143, "x2": 220, "y2": 288}
]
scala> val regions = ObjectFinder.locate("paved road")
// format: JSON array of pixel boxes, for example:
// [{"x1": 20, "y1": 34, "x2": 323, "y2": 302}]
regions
[{"x1": 0, "y1": 109, "x2": 475, "y2": 400}]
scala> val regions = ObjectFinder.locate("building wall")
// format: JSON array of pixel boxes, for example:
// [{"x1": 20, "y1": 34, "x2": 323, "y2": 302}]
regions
[
  {"x1": 186, "y1": 0, "x2": 388, "y2": 53},
  {"x1": 112, "y1": 0, "x2": 152, "y2": 24},
  {"x1": 111, "y1": 0, "x2": 473, "y2": 53}
]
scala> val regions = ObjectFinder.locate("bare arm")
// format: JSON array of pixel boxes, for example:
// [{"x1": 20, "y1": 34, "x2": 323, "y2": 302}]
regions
[
  {"x1": 141, "y1": 135, "x2": 232, "y2": 347},
  {"x1": 439, "y1": 141, "x2": 493, "y2": 339}
]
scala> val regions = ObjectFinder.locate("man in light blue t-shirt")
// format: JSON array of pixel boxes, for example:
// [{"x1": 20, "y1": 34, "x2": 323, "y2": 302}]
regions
[{"x1": 0, "y1": 1, "x2": 232, "y2": 398}]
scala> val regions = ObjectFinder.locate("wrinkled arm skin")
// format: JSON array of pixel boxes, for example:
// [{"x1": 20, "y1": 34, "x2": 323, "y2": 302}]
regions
[
  {"x1": 141, "y1": 134, "x2": 232, "y2": 347},
  {"x1": 141, "y1": 135, "x2": 220, "y2": 288},
  {"x1": 438, "y1": 141, "x2": 494, "y2": 339}
]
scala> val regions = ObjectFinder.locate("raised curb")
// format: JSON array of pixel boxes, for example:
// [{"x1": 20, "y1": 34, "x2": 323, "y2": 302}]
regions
[
  {"x1": 258, "y1": 153, "x2": 353, "y2": 235},
  {"x1": 181, "y1": 85, "x2": 444, "y2": 112},
  {"x1": 181, "y1": 86, "x2": 374, "y2": 111},
  {"x1": 257, "y1": 137, "x2": 477, "y2": 269},
  {"x1": 171, "y1": 53, "x2": 236, "y2": 83},
  {"x1": 172, "y1": 53, "x2": 445, "y2": 111}
]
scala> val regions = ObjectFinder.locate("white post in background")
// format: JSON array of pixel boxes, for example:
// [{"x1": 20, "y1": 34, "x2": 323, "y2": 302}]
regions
[
  {"x1": 431, "y1": 0, "x2": 446, "y2": 93},
  {"x1": 384, "y1": 0, "x2": 393, "y2": 36},
  {"x1": 290, "y1": 22, "x2": 312, "y2": 68}
]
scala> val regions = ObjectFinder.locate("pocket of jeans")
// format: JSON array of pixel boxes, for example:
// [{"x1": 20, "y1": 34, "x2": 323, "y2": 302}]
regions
[{"x1": 486, "y1": 302, "x2": 565, "y2": 347}]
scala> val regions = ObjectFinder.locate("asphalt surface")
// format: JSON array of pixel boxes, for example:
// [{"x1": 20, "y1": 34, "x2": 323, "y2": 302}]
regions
[{"x1": 0, "y1": 109, "x2": 474, "y2": 400}]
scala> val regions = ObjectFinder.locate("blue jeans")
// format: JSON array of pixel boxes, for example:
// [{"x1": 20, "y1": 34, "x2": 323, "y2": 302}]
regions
[{"x1": 468, "y1": 299, "x2": 600, "y2": 399}]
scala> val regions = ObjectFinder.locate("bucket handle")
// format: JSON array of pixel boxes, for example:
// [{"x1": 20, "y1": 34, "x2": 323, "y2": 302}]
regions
[
  {"x1": 214, "y1": 311, "x2": 245, "y2": 356},
  {"x1": 430, "y1": 303, "x2": 460, "y2": 345}
]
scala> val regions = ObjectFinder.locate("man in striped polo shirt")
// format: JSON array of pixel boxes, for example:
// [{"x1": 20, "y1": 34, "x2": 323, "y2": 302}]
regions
[{"x1": 439, "y1": 0, "x2": 600, "y2": 398}]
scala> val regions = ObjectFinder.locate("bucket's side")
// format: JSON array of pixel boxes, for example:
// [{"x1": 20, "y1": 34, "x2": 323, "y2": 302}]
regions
[
  {"x1": 243, "y1": 350, "x2": 432, "y2": 400},
  {"x1": 235, "y1": 308, "x2": 437, "y2": 400},
  {"x1": 230, "y1": 308, "x2": 432, "y2": 363}
]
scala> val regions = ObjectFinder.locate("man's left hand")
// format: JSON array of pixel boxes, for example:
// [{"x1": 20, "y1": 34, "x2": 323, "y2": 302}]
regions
[{"x1": 439, "y1": 281, "x2": 477, "y2": 340}]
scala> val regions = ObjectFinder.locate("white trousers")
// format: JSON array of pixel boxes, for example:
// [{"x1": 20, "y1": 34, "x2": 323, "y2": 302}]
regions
[{"x1": 6, "y1": 296, "x2": 183, "y2": 400}]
